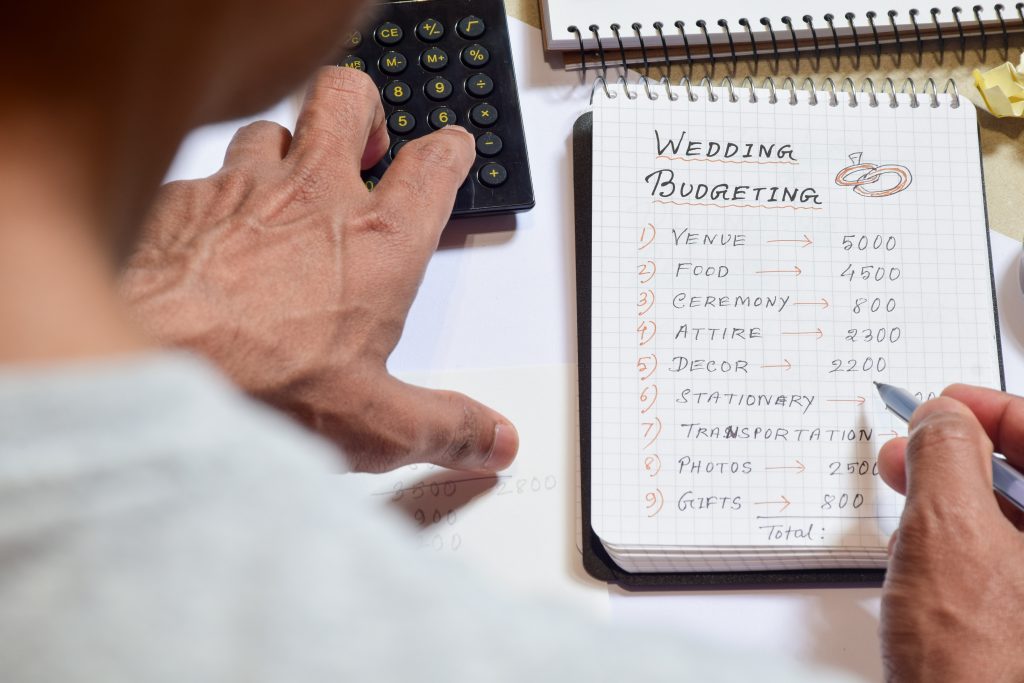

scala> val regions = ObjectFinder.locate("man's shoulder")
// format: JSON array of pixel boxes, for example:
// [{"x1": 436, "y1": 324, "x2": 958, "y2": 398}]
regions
[{"x1": 0, "y1": 351, "x2": 347, "y2": 532}]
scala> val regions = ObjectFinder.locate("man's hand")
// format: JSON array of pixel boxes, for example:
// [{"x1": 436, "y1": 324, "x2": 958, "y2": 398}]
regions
[
  {"x1": 121, "y1": 66, "x2": 518, "y2": 473},
  {"x1": 878, "y1": 385, "x2": 1024, "y2": 682}
]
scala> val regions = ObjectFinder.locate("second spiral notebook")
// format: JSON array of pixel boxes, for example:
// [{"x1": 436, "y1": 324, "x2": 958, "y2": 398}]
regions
[{"x1": 574, "y1": 78, "x2": 1004, "y2": 586}]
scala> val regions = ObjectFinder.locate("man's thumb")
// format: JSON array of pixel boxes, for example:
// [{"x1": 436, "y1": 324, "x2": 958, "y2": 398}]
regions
[
  {"x1": 386, "y1": 379, "x2": 519, "y2": 472},
  {"x1": 903, "y1": 397, "x2": 995, "y2": 513}
]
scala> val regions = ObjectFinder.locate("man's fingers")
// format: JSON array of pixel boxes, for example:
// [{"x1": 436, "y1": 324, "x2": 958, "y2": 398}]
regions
[
  {"x1": 382, "y1": 377, "x2": 518, "y2": 472},
  {"x1": 289, "y1": 67, "x2": 388, "y2": 179},
  {"x1": 331, "y1": 127, "x2": 475, "y2": 354},
  {"x1": 371, "y1": 126, "x2": 475, "y2": 249},
  {"x1": 942, "y1": 384, "x2": 1024, "y2": 470},
  {"x1": 878, "y1": 436, "x2": 908, "y2": 495},
  {"x1": 902, "y1": 397, "x2": 998, "y2": 517},
  {"x1": 223, "y1": 121, "x2": 292, "y2": 167},
  {"x1": 887, "y1": 394, "x2": 1024, "y2": 529}
]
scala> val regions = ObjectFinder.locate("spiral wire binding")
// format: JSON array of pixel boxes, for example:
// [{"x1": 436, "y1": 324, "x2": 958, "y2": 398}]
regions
[
  {"x1": 611, "y1": 23, "x2": 632, "y2": 81},
  {"x1": 654, "y1": 22, "x2": 671, "y2": 76},
  {"x1": 862, "y1": 77, "x2": 880, "y2": 105},
  {"x1": 738, "y1": 19, "x2": 759, "y2": 67},
  {"x1": 782, "y1": 16, "x2": 801, "y2": 67},
  {"x1": 720, "y1": 76, "x2": 737, "y2": 102},
  {"x1": 701, "y1": 76, "x2": 718, "y2": 101},
  {"x1": 782, "y1": 76, "x2": 799, "y2": 104},
  {"x1": 675, "y1": 21, "x2": 694, "y2": 66},
  {"x1": 930, "y1": 8, "x2": 944, "y2": 60},
  {"x1": 997, "y1": 4, "x2": 1010, "y2": 55},
  {"x1": 909, "y1": 9, "x2": 925, "y2": 63},
  {"x1": 589, "y1": 24, "x2": 608, "y2": 77},
  {"x1": 824, "y1": 14, "x2": 841, "y2": 67},
  {"x1": 801, "y1": 77, "x2": 819, "y2": 104},
  {"x1": 567, "y1": 2, "x2": 1021, "y2": 71},
  {"x1": 761, "y1": 18, "x2": 781, "y2": 72},
  {"x1": 804, "y1": 15, "x2": 823, "y2": 69},
  {"x1": 881, "y1": 77, "x2": 899, "y2": 106},
  {"x1": 952, "y1": 6, "x2": 967, "y2": 59},
  {"x1": 846, "y1": 13, "x2": 864, "y2": 68},
  {"x1": 719, "y1": 19, "x2": 740, "y2": 69},
  {"x1": 888, "y1": 10, "x2": 904, "y2": 61},
  {"x1": 975, "y1": 5, "x2": 989, "y2": 53},
  {"x1": 568, "y1": 25, "x2": 586, "y2": 75},
  {"x1": 632, "y1": 23, "x2": 651, "y2": 76},
  {"x1": 867, "y1": 11, "x2": 883, "y2": 66},
  {"x1": 589, "y1": 74, "x2": 962, "y2": 110}
]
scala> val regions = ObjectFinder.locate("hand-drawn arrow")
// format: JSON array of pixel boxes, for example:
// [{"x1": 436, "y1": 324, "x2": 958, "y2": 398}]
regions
[
  {"x1": 782, "y1": 327, "x2": 824, "y2": 339},
  {"x1": 760, "y1": 359, "x2": 793, "y2": 371},
  {"x1": 767, "y1": 234, "x2": 813, "y2": 247},
  {"x1": 878, "y1": 430, "x2": 900, "y2": 439},
  {"x1": 767, "y1": 460, "x2": 806, "y2": 474},
  {"x1": 794, "y1": 298, "x2": 830, "y2": 310},
  {"x1": 753, "y1": 495, "x2": 792, "y2": 512},
  {"x1": 756, "y1": 265, "x2": 802, "y2": 276},
  {"x1": 826, "y1": 396, "x2": 867, "y2": 406}
]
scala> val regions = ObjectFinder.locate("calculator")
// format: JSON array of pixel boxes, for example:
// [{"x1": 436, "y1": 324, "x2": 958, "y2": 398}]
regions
[{"x1": 339, "y1": 0, "x2": 534, "y2": 218}]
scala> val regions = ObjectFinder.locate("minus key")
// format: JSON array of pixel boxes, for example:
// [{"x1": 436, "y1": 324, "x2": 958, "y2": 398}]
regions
[{"x1": 476, "y1": 132, "x2": 502, "y2": 157}]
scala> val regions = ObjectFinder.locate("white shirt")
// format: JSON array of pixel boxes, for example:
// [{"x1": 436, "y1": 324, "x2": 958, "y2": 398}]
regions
[{"x1": 0, "y1": 352, "x2": 859, "y2": 681}]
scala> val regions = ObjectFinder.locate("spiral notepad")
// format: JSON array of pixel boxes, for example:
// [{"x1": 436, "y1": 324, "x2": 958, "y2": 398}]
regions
[
  {"x1": 576, "y1": 75, "x2": 1003, "y2": 577},
  {"x1": 542, "y1": 0, "x2": 1024, "y2": 68}
]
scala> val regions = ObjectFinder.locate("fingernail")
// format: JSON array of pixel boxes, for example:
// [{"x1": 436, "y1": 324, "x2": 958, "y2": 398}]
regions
[
  {"x1": 443, "y1": 124, "x2": 471, "y2": 136},
  {"x1": 484, "y1": 423, "x2": 519, "y2": 471}
]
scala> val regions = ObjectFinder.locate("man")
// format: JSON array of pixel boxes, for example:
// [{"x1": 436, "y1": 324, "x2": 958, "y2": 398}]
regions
[{"x1": 0, "y1": 2, "x2": 1021, "y2": 681}]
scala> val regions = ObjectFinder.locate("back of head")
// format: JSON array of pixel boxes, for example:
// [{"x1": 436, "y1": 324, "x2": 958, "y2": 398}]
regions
[
  {"x1": 1, "y1": 0, "x2": 367, "y2": 125},
  {"x1": 0, "y1": 0, "x2": 368, "y2": 254}
]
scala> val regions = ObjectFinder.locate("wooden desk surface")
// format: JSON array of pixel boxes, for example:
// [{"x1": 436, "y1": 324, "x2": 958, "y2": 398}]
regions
[{"x1": 507, "y1": 0, "x2": 1024, "y2": 243}]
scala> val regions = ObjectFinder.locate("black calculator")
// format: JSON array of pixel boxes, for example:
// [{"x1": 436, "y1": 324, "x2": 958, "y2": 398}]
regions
[{"x1": 339, "y1": 0, "x2": 534, "y2": 217}]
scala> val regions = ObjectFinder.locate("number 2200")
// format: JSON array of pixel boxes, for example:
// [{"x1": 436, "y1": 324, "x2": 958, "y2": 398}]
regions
[{"x1": 828, "y1": 357, "x2": 887, "y2": 373}]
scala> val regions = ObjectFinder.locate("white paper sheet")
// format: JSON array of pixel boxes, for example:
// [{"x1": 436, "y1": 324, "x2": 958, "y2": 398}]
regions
[{"x1": 589, "y1": 86, "x2": 1001, "y2": 564}]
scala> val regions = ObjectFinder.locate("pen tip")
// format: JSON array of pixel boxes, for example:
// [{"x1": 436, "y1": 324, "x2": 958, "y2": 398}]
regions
[{"x1": 873, "y1": 381, "x2": 882, "y2": 388}]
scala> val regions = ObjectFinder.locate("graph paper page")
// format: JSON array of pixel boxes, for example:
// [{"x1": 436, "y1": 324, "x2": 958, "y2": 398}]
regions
[{"x1": 589, "y1": 86, "x2": 1002, "y2": 550}]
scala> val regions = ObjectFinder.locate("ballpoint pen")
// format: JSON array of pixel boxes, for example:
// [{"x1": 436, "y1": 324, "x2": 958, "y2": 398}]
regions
[{"x1": 874, "y1": 381, "x2": 1024, "y2": 512}]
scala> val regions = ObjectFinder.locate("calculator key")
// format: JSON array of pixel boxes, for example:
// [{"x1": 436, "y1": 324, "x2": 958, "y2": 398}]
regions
[
  {"x1": 387, "y1": 110, "x2": 416, "y2": 135},
  {"x1": 420, "y1": 47, "x2": 449, "y2": 71},
  {"x1": 476, "y1": 132, "x2": 503, "y2": 157},
  {"x1": 428, "y1": 106, "x2": 457, "y2": 129},
  {"x1": 379, "y1": 51, "x2": 408, "y2": 75},
  {"x1": 375, "y1": 22, "x2": 403, "y2": 45},
  {"x1": 465, "y1": 73, "x2": 494, "y2": 97},
  {"x1": 342, "y1": 55, "x2": 366, "y2": 71},
  {"x1": 478, "y1": 162, "x2": 507, "y2": 187},
  {"x1": 416, "y1": 18, "x2": 445, "y2": 42},
  {"x1": 425, "y1": 76, "x2": 453, "y2": 101},
  {"x1": 344, "y1": 31, "x2": 362, "y2": 48},
  {"x1": 364, "y1": 176, "x2": 380, "y2": 191},
  {"x1": 470, "y1": 102, "x2": 498, "y2": 127},
  {"x1": 383, "y1": 80, "x2": 412, "y2": 105},
  {"x1": 461, "y1": 44, "x2": 490, "y2": 67},
  {"x1": 390, "y1": 140, "x2": 408, "y2": 160},
  {"x1": 457, "y1": 16, "x2": 486, "y2": 39}
]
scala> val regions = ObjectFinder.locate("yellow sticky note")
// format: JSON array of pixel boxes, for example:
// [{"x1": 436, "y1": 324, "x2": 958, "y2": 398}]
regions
[{"x1": 973, "y1": 57, "x2": 1024, "y2": 117}]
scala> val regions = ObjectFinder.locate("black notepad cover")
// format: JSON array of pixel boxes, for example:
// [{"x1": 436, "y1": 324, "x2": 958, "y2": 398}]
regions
[{"x1": 571, "y1": 110, "x2": 1002, "y2": 589}]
